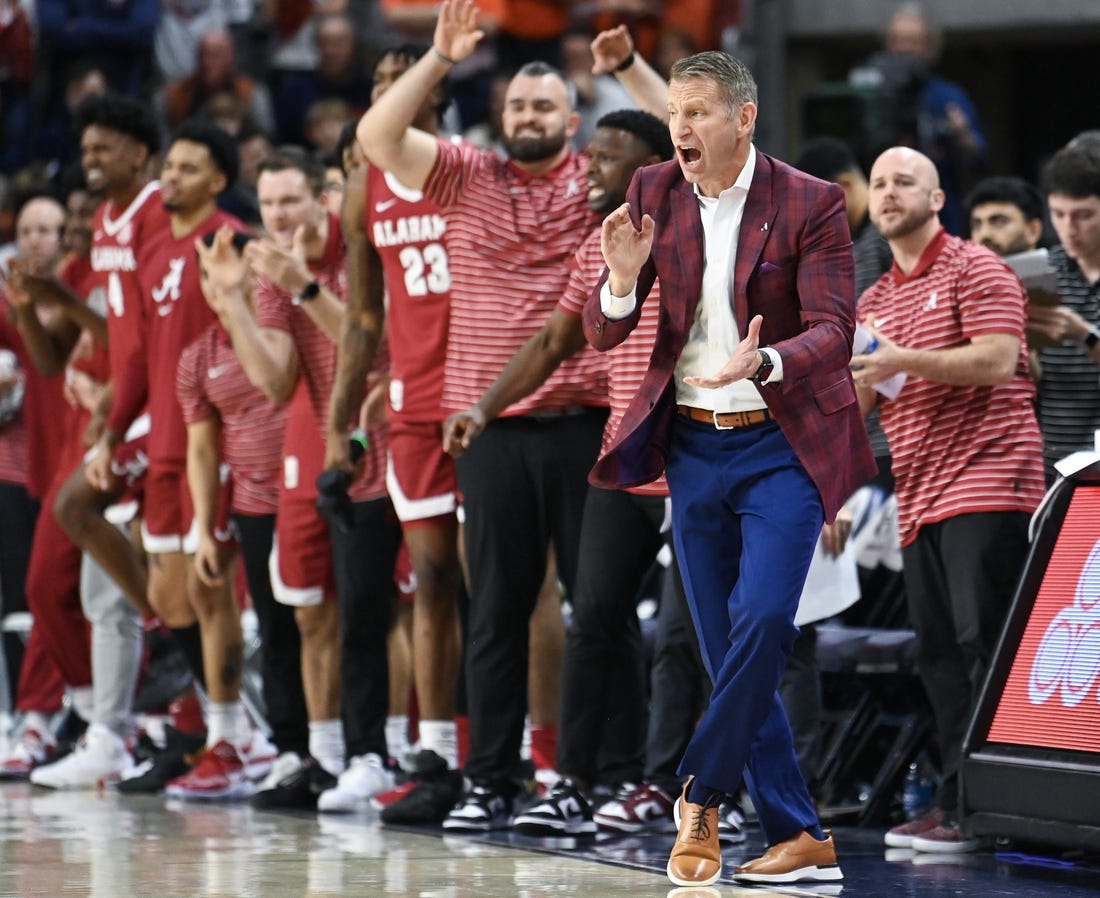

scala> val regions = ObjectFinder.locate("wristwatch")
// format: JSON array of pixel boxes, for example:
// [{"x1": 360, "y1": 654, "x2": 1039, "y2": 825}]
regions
[
  {"x1": 293, "y1": 279, "x2": 321, "y2": 306},
  {"x1": 750, "y1": 350, "x2": 774, "y2": 384},
  {"x1": 1084, "y1": 328, "x2": 1100, "y2": 350}
]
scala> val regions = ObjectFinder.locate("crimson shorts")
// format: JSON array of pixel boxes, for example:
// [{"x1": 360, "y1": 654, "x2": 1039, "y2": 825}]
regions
[
  {"x1": 270, "y1": 418, "x2": 334, "y2": 607},
  {"x1": 82, "y1": 412, "x2": 150, "y2": 522},
  {"x1": 386, "y1": 418, "x2": 458, "y2": 526},
  {"x1": 140, "y1": 460, "x2": 233, "y2": 555}
]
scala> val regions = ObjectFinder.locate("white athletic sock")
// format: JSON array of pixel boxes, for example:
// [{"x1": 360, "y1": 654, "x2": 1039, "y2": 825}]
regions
[
  {"x1": 417, "y1": 719, "x2": 457, "y2": 769},
  {"x1": 23, "y1": 710, "x2": 55, "y2": 745},
  {"x1": 309, "y1": 718, "x2": 345, "y2": 776},
  {"x1": 385, "y1": 714, "x2": 409, "y2": 763},
  {"x1": 70, "y1": 686, "x2": 95, "y2": 725},
  {"x1": 207, "y1": 701, "x2": 247, "y2": 748}
]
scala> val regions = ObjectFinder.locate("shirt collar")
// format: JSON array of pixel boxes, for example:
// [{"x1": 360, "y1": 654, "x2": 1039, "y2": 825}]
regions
[
  {"x1": 892, "y1": 227, "x2": 949, "y2": 283},
  {"x1": 694, "y1": 145, "x2": 756, "y2": 202}
]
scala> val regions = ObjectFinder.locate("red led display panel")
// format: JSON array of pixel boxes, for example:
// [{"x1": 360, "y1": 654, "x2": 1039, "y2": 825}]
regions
[{"x1": 987, "y1": 487, "x2": 1100, "y2": 752}]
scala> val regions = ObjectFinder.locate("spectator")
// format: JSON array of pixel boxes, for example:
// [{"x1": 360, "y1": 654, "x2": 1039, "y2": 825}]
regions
[
  {"x1": 36, "y1": 0, "x2": 157, "y2": 97},
  {"x1": 870, "y1": 3, "x2": 987, "y2": 235},
  {"x1": 496, "y1": 0, "x2": 567, "y2": 72},
  {"x1": 857, "y1": 146, "x2": 1045, "y2": 853},
  {"x1": 1029, "y1": 142, "x2": 1100, "y2": 479},
  {"x1": 0, "y1": 0, "x2": 34, "y2": 173},
  {"x1": 796, "y1": 137, "x2": 894, "y2": 299},
  {"x1": 154, "y1": 28, "x2": 275, "y2": 146},
  {"x1": 964, "y1": 175, "x2": 1046, "y2": 257},
  {"x1": 560, "y1": 28, "x2": 636, "y2": 151},
  {"x1": 218, "y1": 122, "x2": 272, "y2": 226},
  {"x1": 795, "y1": 136, "x2": 895, "y2": 481},
  {"x1": 381, "y1": 0, "x2": 501, "y2": 131},
  {"x1": 33, "y1": 63, "x2": 109, "y2": 174},
  {"x1": 303, "y1": 98, "x2": 351, "y2": 155},
  {"x1": 154, "y1": 0, "x2": 226, "y2": 83},
  {"x1": 274, "y1": 13, "x2": 372, "y2": 147}
]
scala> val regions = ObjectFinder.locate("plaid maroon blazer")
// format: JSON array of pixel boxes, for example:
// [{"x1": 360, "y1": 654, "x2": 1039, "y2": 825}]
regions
[{"x1": 582, "y1": 150, "x2": 875, "y2": 522}]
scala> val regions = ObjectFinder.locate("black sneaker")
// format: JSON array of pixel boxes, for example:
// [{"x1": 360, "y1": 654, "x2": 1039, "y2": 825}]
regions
[
  {"x1": 381, "y1": 768, "x2": 464, "y2": 824},
  {"x1": 513, "y1": 778, "x2": 596, "y2": 837},
  {"x1": 718, "y1": 800, "x2": 747, "y2": 844},
  {"x1": 252, "y1": 757, "x2": 337, "y2": 811},
  {"x1": 442, "y1": 783, "x2": 514, "y2": 832},
  {"x1": 118, "y1": 727, "x2": 205, "y2": 795}
]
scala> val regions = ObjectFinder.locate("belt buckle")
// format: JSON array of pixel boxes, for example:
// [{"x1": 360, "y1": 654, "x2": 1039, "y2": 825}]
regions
[{"x1": 712, "y1": 409, "x2": 735, "y2": 431}]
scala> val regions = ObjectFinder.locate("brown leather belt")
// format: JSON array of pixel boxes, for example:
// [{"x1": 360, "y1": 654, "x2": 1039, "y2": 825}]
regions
[{"x1": 676, "y1": 404, "x2": 772, "y2": 430}]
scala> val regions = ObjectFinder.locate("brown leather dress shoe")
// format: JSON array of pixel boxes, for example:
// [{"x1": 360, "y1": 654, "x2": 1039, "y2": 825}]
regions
[
  {"x1": 666, "y1": 779, "x2": 723, "y2": 887},
  {"x1": 734, "y1": 829, "x2": 844, "y2": 883}
]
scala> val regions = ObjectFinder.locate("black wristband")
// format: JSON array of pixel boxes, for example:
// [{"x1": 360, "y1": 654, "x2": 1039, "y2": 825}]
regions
[
  {"x1": 615, "y1": 52, "x2": 636, "y2": 73},
  {"x1": 1085, "y1": 328, "x2": 1100, "y2": 350},
  {"x1": 433, "y1": 46, "x2": 457, "y2": 66},
  {"x1": 293, "y1": 279, "x2": 321, "y2": 306}
]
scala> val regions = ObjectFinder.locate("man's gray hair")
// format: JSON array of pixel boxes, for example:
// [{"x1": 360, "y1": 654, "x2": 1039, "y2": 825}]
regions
[{"x1": 669, "y1": 51, "x2": 757, "y2": 116}]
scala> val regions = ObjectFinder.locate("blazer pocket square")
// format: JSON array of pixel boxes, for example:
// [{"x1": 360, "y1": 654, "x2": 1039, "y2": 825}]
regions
[{"x1": 758, "y1": 261, "x2": 783, "y2": 275}]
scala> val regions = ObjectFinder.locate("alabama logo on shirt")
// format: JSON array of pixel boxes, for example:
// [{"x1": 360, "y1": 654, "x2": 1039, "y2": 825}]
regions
[{"x1": 152, "y1": 257, "x2": 186, "y2": 315}]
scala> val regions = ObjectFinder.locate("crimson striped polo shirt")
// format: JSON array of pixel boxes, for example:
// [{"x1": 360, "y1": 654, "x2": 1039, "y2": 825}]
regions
[
  {"x1": 558, "y1": 228, "x2": 665, "y2": 496},
  {"x1": 858, "y1": 230, "x2": 1045, "y2": 546},
  {"x1": 177, "y1": 323, "x2": 288, "y2": 515},
  {"x1": 253, "y1": 215, "x2": 389, "y2": 503},
  {"x1": 423, "y1": 139, "x2": 608, "y2": 415}
]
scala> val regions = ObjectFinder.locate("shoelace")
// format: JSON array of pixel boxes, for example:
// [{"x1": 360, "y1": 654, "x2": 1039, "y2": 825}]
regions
[{"x1": 687, "y1": 797, "x2": 722, "y2": 842}]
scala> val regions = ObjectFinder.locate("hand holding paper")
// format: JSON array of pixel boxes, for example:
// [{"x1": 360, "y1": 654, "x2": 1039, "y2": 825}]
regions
[{"x1": 851, "y1": 321, "x2": 907, "y2": 400}]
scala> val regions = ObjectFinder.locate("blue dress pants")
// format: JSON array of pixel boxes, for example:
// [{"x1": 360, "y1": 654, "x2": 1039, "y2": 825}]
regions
[{"x1": 665, "y1": 417, "x2": 822, "y2": 844}]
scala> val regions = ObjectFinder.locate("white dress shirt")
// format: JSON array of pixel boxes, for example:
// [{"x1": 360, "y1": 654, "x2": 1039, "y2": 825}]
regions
[{"x1": 601, "y1": 145, "x2": 783, "y2": 411}]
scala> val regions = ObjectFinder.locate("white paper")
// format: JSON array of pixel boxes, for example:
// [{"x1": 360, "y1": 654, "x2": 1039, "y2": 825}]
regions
[
  {"x1": 1005, "y1": 248, "x2": 1057, "y2": 293},
  {"x1": 796, "y1": 534, "x2": 861, "y2": 626},
  {"x1": 1053, "y1": 450, "x2": 1100, "y2": 479},
  {"x1": 853, "y1": 324, "x2": 907, "y2": 400}
]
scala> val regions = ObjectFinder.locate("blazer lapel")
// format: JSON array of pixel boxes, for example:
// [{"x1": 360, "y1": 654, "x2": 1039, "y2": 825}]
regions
[
  {"x1": 734, "y1": 152, "x2": 779, "y2": 325},
  {"x1": 671, "y1": 181, "x2": 704, "y2": 333}
]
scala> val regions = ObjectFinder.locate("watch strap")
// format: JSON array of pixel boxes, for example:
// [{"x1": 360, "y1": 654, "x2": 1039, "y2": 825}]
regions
[
  {"x1": 294, "y1": 279, "x2": 321, "y2": 305},
  {"x1": 750, "y1": 349, "x2": 774, "y2": 383}
]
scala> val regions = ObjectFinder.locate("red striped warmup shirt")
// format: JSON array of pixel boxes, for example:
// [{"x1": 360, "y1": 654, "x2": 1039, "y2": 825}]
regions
[
  {"x1": 177, "y1": 322, "x2": 288, "y2": 515},
  {"x1": 253, "y1": 214, "x2": 388, "y2": 502},
  {"x1": 422, "y1": 139, "x2": 608, "y2": 415},
  {"x1": 858, "y1": 230, "x2": 1045, "y2": 546}
]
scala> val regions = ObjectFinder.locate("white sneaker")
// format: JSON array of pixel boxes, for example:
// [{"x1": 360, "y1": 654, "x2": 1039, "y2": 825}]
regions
[
  {"x1": 254, "y1": 751, "x2": 304, "y2": 793},
  {"x1": 241, "y1": 730, "x2": 278, "y2": 781},
  {"x1": 317, "y1": 754, "x2": 394, "y2": 813},
  {"x1": 30, "y1": 725, "x2": 135, "y2": 789}
]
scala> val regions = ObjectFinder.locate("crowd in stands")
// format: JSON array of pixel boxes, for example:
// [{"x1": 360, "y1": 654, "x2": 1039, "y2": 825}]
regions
[{"x1": 1, "y1": 0, "x2": 1099, "y2": 885}]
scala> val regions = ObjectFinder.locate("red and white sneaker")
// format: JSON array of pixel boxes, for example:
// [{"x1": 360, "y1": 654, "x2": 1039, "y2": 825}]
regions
[
  {"x1": 593, "y1": 782, "x2": 676, "y2": 834},
  {"x1": 884, "y1": 809, "x2": 945, "y2": 848},
  {"x1": 241, "y1": 730, "x2": 278, "y2": 781},
  {"x1": 0, "y1": 728, "x2": 56, "y2": 780},
  {"x1": 165, "y1": 740, "x2": 252, "y2": 800},
  {"x1": 370, "y1": 779, "x2": 417, "y2": 811}
]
